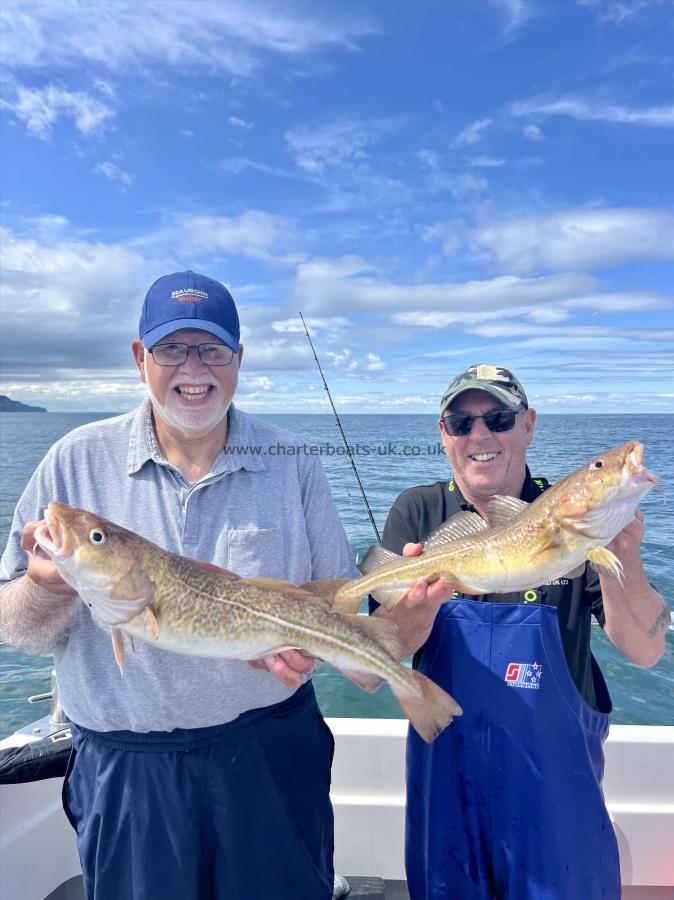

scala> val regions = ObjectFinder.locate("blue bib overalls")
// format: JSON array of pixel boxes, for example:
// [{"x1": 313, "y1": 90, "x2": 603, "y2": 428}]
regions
[{"x1": 406, "y1": 599, "x2": 621, "y2": 900}]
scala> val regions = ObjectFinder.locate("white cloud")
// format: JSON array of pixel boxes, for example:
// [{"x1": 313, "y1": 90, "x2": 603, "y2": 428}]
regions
[
  {"x1": 576, "y1": 0, "x2": 654, "y2": 25},
  {"x1": 428, "y1": 172, "x2": 489, "y2": 198},
  {"x1": 415, "y1": 220, "x2": 466, "y2": 255},
  {"x1": 522, "y1": 123, "x2": 544, "y2": 141},
  {"x1": 228, "y1": 115, "x2": 253, "y2": 129},
  {"x1": 271, "y1": 316, "x2": 350, "y2": 334},
  {"x1": 468, "y1": 156, "x2": 505, "y2": 168},
  {"x1": 417, "y1": 149, "x2": 441, "y2": 169},
  {"x1": 293, "y1": 255, "x2": 595, "y2": 315},
  {"x1": 0, "y1": 0, "x2": 372, "y2": 76},
  {"x1": 465, "y1": 321, "x2": 674, "y2": 340},
  {"x1": 219, "y1": 157, "x2": 299, "y2": 180},
  {"x1": 95, "y1": 161, "x2": 134, "y2": 190},
  {"x1": 452, "y1": 117, "x2": 493, "y2": 146},
  {"x1": 471, "y1": 208, "x2": 674, "y2": 273},
  {"x1": 0, "y1": 84, "x2": 114, "y2": 139},
  {"x1": 489, "y1": 0, "x2": 537, "y2": 41},
  {"x1": 513, "y1": 96, "x2": 674, "y2": 128},
  {"x1": 180, "y1": 210, "x2": 302, "y2": 266},
  {"x1": 0, "y1": 226, "x2": 150, "y2": 373},
  {"x1": 285, "y1": 117, "x2": 401, "y2": 173},
  {"x1": 366, "y1": 353, "x2": 386, "y2": 371},
  {"x1": 563, "y1": 292, "x2": 672, "y2": 312}
]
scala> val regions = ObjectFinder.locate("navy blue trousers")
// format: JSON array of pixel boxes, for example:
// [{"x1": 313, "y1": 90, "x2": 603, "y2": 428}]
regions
[
  {"x1": 62, "y1": 683, "x2": 335, "y2": 900},
  {"x1": 406, "y1": 601, "x2": 621, "y2": 900}
]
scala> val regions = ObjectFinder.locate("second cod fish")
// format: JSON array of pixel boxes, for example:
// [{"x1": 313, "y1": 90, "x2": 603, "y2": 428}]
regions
[
  {"x1": 34, "y1": 502, "x2": 462, "y2": 743},
  {"x1": 326, "y1": 440, "x2": 659, "y2": 613}
]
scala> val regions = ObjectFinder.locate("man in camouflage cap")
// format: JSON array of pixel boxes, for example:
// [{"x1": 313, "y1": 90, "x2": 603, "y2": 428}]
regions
[{"x1": 371, "y1": 362, "x2": 666, "y2": 900}]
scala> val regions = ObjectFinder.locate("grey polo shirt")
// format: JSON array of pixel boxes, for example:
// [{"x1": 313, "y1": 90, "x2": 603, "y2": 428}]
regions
[{"x1": 0, "y1": 401, "x2": 359, "y2": 732}]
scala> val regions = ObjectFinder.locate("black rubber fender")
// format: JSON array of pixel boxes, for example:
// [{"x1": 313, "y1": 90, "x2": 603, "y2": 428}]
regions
[{"x1": 0, "y1": 730, "x2": 72, "y2": 784}]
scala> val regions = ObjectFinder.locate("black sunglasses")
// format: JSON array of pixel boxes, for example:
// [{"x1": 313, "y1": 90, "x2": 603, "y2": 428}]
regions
[{"x1": 441, "y1": 407, "x2": 526, "y2": 437}]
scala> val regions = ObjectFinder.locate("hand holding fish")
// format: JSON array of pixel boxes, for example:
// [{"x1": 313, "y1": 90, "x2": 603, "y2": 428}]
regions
[
  {"x1": 373, "y1": 542, "x2": 455, "y2": 658},
  {"x1": 247, "y1": 649, "x2": 316, "y2": 688},
  {"x1": 604, "y1": 510, "x2": 644, "y2": 562},
  {"x1": 20, "y1": 520, "x2": 78, "y2": 599}
]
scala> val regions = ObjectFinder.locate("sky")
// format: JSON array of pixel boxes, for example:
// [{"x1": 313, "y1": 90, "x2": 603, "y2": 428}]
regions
[{"x1": 1, "y1": 0, "x2": 673, "y2": 414}]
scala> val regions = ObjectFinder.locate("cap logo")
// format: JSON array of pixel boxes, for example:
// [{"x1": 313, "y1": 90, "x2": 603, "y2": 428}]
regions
[
  {"x1": 170, "y1": 288, "x2": 208, "y2": 302},
  {"x1": 476, "y1": 364, "x2": 510, "y2": 382}
]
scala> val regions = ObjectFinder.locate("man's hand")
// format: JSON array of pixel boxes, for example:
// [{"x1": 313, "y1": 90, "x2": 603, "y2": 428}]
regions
[
  {"x1": 20, "y1": 521, "x2": 77, "y2": 598},
  {"x1": 247, "y1": 649, "x2": 316, "y2": 689},
  {"x1": 401, "y1": 542, "x2": 456, "y2": 606},
  {"x1": 605, "y1": 510, "x2": 644, "y2": 562},
  {"x1": 599, "y1": 510, "x2": 668, "y2": 667},
  {"x1": 374, "y1": 542, "x2": 455, "y2": 658}
]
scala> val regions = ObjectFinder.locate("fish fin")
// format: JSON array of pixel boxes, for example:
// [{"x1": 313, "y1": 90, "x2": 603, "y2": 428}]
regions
[
  {"x1": 358, "y1": 544, "x2": 401, "y2": 576},
  {"x1": 486, "y1": 496, "x2": 529, "y2": 528},
  {"x1": 557, "y1": 499, "x2": 589, "y2": 519},
  {"x1": 587, "y1": 547, "x2": 624, "y2": 582},
  {"x1": 370, "y1": 585, "x2": 416, "y2": 611},
  {"x1": 128, "y1": 634, "x2": 135, "y2": 653},
  {"x1": 247, "y1": 576, "x2": 301, "y2": 591},
  {"x1": 111, "y1": 627, "x2": 125, "y2": 675},
  {"x1": 531, "y1": 524, "x2": 562, "y2": 558},
  {"x1": 192, "y1": 559, "x2": 240, "y2": 579},
  {"x1": 338, "y1": 668, "x2": 384, "y2": 693},
  {"x1": 394, "y1": 670, "x2": 462, "y2": 743},
  {"x1": 348, "y1": 614, "x2": 404, "y2": 660},
  {"x1": 297, "y1": 579, "x2": 353, "y2": 607},
  {"x1": 146, "y1": 606, "x2": 159, "y2": 640},
  {"x1": 424, "y1": 511, "x2": 488, "y2": 550},
  {"x1": 564, "y1": 563, "x2": 586, "y2": 579},
  {"x1": 331, "y1": 584, "x2": 368, "y2": 615},
  {"x1": 246, "y1": 577, "x2": 350, "y2": 610}
]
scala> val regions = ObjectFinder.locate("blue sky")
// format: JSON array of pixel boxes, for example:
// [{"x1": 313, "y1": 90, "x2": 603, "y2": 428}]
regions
[{"x1": 1, "y1": 0, "x2": 673, "y2": 413}]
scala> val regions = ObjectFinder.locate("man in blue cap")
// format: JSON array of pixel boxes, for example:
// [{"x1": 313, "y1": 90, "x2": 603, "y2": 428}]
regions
[
  {"x1": 0, "y1": 271, "x2": 358, "y2": 900},
  {"x1": 374, "y1": 363, "x2": 668, "y2": 900}
]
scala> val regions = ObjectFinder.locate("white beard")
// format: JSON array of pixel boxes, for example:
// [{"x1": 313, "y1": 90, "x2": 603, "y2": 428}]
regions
[{"x1": 147, "y1": 380, "x2": 231, "y2": 438}]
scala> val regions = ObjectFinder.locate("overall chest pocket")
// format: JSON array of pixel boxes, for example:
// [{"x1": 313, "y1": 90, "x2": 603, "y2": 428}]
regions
[{"x1": 226, "y1": 527, "x2": 283, "y2": 578}]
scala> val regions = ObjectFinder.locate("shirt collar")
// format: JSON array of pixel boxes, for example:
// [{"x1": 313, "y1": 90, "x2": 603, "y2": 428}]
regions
[{"x1": 126, "y1": 399, "x2": 266, "y2": 476}]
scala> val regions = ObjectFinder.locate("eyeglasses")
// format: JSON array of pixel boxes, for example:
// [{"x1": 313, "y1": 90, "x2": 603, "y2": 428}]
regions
[
  {"x1": 441, "y1": 407, "x2": 526, "y2": 437},
  {"x1": 149, "y1": 342, "x2": 235, "y2": 367}
]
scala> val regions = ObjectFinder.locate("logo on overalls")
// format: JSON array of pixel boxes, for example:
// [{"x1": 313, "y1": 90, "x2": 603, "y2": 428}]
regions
[{"x1": 504, "y1": 662, "x2": 542, "y2": 689}]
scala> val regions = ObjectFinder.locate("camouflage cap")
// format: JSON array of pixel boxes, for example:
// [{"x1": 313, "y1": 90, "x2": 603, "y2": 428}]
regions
[{"x1": 440, "y1": 364, "x2": 528, "y2": 414}]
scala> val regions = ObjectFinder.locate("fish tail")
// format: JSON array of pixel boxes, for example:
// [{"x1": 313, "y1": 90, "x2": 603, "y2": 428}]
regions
[
  {"x1": 301, "y1": 578, "x2": 364, "y2": 614},
  {"x1": 393, "y1": 670, "x2": 462, "y2": 743}
]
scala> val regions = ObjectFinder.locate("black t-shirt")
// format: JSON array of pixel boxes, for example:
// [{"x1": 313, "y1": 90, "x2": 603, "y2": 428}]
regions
[{"x1": 376, "y1": 468, "x2": 606, "y2": 710}]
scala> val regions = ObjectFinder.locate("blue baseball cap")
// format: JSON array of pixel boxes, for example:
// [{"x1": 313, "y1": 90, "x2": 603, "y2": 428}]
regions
[{"x1": 139, "y1": 270, "x2": 240, "y2": 351}]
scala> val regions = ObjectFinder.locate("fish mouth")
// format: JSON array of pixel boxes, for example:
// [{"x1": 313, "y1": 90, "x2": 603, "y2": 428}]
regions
[
  {"x1": 624, "y1": 442, "x2": 660, "y2": 487},
  {"x1": 34, "y1": 505, "x2": 73, "y2": 560}
]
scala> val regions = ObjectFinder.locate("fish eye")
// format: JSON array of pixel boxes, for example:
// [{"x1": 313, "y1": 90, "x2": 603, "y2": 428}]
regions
[
  {"x1": 89, "y1": 528, "x2": 107, "y2": 545},
  {"x1": 591, "y1": 460, "x2": 604, "y2": 470}
]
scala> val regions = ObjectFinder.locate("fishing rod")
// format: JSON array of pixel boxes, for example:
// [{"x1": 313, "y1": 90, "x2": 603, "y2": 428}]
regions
[{"x1": 299, "y1": 312, "x2": 381, "y2": 544}]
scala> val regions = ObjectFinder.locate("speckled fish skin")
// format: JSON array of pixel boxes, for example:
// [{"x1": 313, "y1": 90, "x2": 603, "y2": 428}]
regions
[
  {"x1": 34, "y1": 502, "x2": 462, "y2": 742},
  {"x1": 333, "y1": 440, "x2": 659, "y2": 612}
]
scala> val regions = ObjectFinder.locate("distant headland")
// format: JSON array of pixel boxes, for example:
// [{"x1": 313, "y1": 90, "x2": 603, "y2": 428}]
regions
[{"x1": 0, "y1": 394, "x2": 47, "y2": 413}]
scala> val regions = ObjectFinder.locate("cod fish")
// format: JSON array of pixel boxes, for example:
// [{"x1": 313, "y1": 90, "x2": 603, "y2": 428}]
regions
[
  {"x1": 327, "y1": 441, "x2": 659, "y2": 613},
  {"x1": 34, "y1": 502, "x2": 462, "y2": 742}
]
